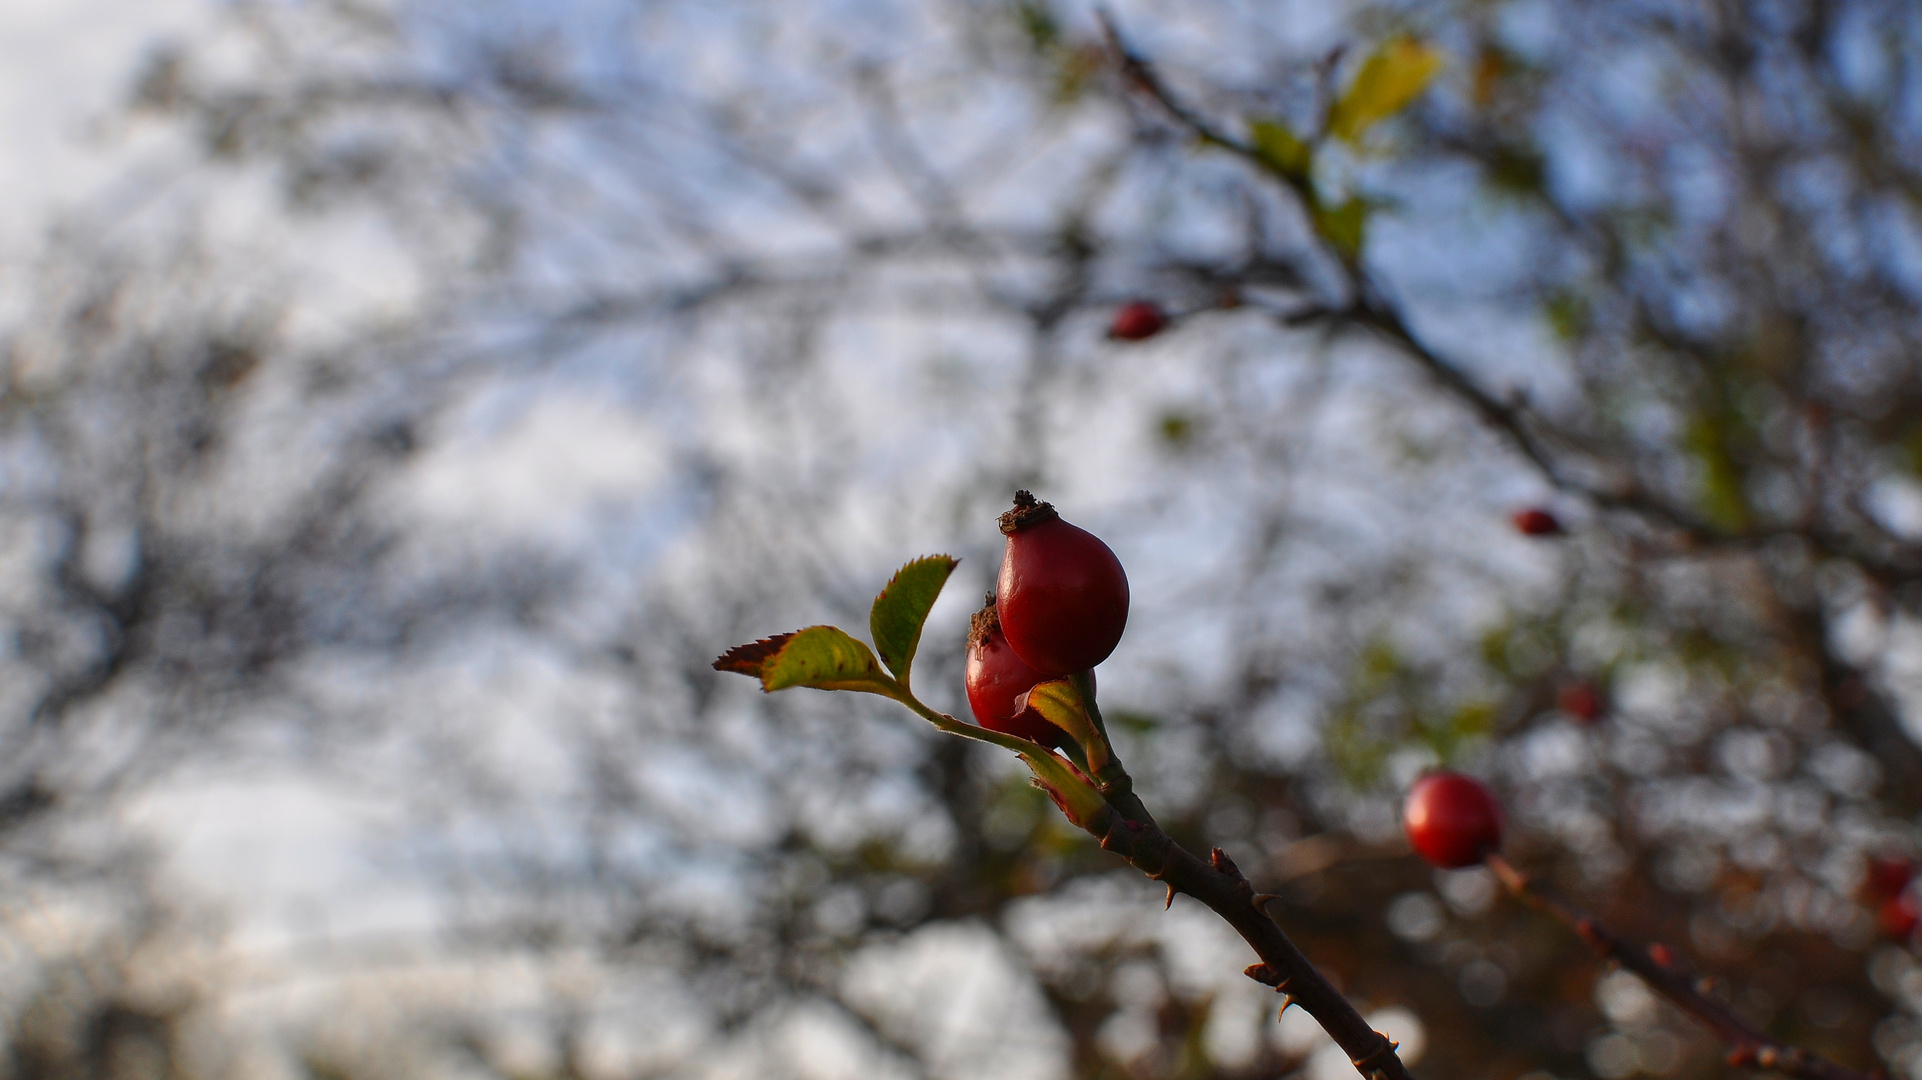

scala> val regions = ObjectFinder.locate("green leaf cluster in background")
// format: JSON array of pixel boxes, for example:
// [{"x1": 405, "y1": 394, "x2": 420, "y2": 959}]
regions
[
  {"x1": 1682, "y1": 409, "x2": 1755, "y2": 532},
  {"x1": 1242, "y1": 36, "x2": 1442, "y2": 264},
  {"x1": 1313, "y1": 197, "x2": 1371, "y2": 262},
  {"x1": 1249, "y1": 119, "x2": 1312, "y2": 179},
  {"x1": 1324, "y1": 637, "x2": 1502, "y2": 788}
]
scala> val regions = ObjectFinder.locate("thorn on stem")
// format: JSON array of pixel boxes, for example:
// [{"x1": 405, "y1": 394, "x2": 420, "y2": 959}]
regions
[
  {"x1": 1574, "y1": 918, "x2": 1606, "y2": 953},
  {"x1": 1244, "y1": 963, "x2": 1293, "y2": 991},
  {"x1": 1164, "y1": 883, "x2": 1177, "y2": 910},
  {"x1": 1649, "y1": 943, "x2": 1674, "y2": 967},
  {"x1": 1350, "y1": 1038, "x2": 1401, "y2": 1075},
  {"x1": 1210, "y1": 846, "x2": 1242, "y2": 876}
]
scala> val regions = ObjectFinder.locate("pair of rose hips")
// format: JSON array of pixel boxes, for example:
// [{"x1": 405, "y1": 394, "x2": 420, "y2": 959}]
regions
[{"x1": 965, "y1": 493, "x2": 1129, "y2": 745}]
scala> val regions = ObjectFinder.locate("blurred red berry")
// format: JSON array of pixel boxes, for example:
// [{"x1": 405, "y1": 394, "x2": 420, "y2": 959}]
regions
[
  {"x1": 1109, "y1": 300, "x2": 1168, "y2": 341},
  {"x1": 1879, "y1": 892, "x2": 1919, "y2": 942},
  {"x1": 1864, "y1": 856, "x2": 1915, "y2": 902},
  {"x1": 1558, "y1": 681, "x2": 1603, "y2": 723},
  {"x1": 1512, "y1": 508, "x2": 1563, "y2": 536},
  {"x1": 1404, "y1": 771, "x2": 1505, "y2": 869}
]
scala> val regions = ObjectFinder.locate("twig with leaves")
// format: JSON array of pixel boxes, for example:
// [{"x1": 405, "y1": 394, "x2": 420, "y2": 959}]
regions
[
  {"x1": 714, "y1": 550, "x2": 1413, "y2": 1080},
  {"x1": 1098, "y1": 10, "x2": 1922, "y2": 583}
]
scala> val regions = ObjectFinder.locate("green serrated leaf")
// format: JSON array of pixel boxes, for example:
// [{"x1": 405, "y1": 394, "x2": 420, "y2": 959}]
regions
[
  {"x1": 1249, "y1": 118, "x2": 1313, "y2": 178},
  {"x1": 1328, "y1": 37, "x2": 1444, "y2": 144},
  {"x1": 1313, "y1": 197, "x2": 1370, "y2": 261},
  {"x1": 869, "y1": 554, "x2": 959, "y2": 683},
  {"x1": 713, "y1": 625, "x2": 901, "y2": 696},
  {"x1": 1025, "y1": 679, "x2": 1109, "y2": 774}
]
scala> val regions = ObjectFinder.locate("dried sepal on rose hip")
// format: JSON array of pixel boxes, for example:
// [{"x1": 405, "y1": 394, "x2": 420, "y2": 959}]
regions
[
  {"x1": 1403, "y1": 771, "x2": 1504, "y2": 869},
  {"x1": 995, "y1": 491, "x2": 1129, "y2": 678},
  {"x1": 965, "y1": 601, "x2": 1066, "y2": 748}
]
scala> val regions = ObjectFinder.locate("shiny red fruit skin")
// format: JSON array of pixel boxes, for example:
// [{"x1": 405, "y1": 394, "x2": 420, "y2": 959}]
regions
[
  {"x1": 997, "y1": 516, "x2": 1129, "y2": 678},
  {"x1": 966, "y1": 619, "x2": 1064, "y2": 747},
  {"x1": 1109, "y1": 300, "x2": 1168, "y2": 341},
  {"x1": 1404, "y1": 772, "x2": 1504, "y2": 869},
  {"x1": 1512, "y1": 508, "x2": 1563, "y2": 536}
]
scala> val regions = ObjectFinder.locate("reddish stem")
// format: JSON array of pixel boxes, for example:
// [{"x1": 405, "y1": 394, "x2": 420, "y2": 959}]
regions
[{"x1": 1486, "y1": 854, "x2": 1883, "y2": 1080}]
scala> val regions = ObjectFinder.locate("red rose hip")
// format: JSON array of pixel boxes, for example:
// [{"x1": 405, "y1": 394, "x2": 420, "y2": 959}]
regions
[
  {"x1": 1404, "y1": 771, "x2": 1504, "y2": 869},
  {"x1": 1109, "y1": 300, "x2": 1168, "y2": 341},
  {"x1": 995, "y1": 492, "x2": 1129, "y2": 678},
  {"x1": 1863, "y1": 856, "x2": 1914, "y2": 902},
  {"x1": 1880, "y1": 893, "x2": 1919, "y2": 942},
  {"x1": 1512, "y1": 508, "x2": 1563, "y2": 536},
  {"x1": 1558, "y1": 680, "x2": 1603, "y2": 724},
  {"x1": 965, "y1": 604, "x2": 1065, "y2": 747}
]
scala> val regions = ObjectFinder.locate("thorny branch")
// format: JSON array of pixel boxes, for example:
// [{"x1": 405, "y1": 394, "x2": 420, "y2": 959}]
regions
[
  {"x1": 1088, "y1": 807, "x2": 1413, "y2": 1080},
  {"x1": 884, "y1": 682, "x2": 1410, "y2": 1080},
  {"x1": 1487, "y1": 855, "x2": 1884, "y2": 1080}
]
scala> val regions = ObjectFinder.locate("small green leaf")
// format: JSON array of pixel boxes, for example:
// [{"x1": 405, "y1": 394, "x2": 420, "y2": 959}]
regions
[
  {"x1": 713, "y1": 626, "x2": 902, "y2": 696},
  {"x1": 1328, "y1": 37, "x2": 1445, "y2": 144},
  {"x1": 1015, "y1": 0, "x2": 1059, "y2": 52},
  {"x1": 1249, "y1": 118, "x2": 1313, "y2": 178},
  {"x1": 1903, "y1": 423, "x2": 1922, "y2": 476},
  {"x1": 869, "y1": 554, "x2": 959, "y2": 683},
  {"x1": 1682, "y1": 412, "x2": 1753, "y2": 531},
  {"x1": 1485, "y1": 143, "x2": 1546, "y2": 195},
  {"x1": 1545, "y1": 290, "x2": 1591, "y2": 341},
  {"x1": 1157, "y1": 411, "x2": 1200, "y2": 449},
  {"x1": 1313, "y1": 197, "x2": 1370, "y2": 261},
  {"x1": 1024, "y1": 679, "x2": 1109, "y2": 774}
]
